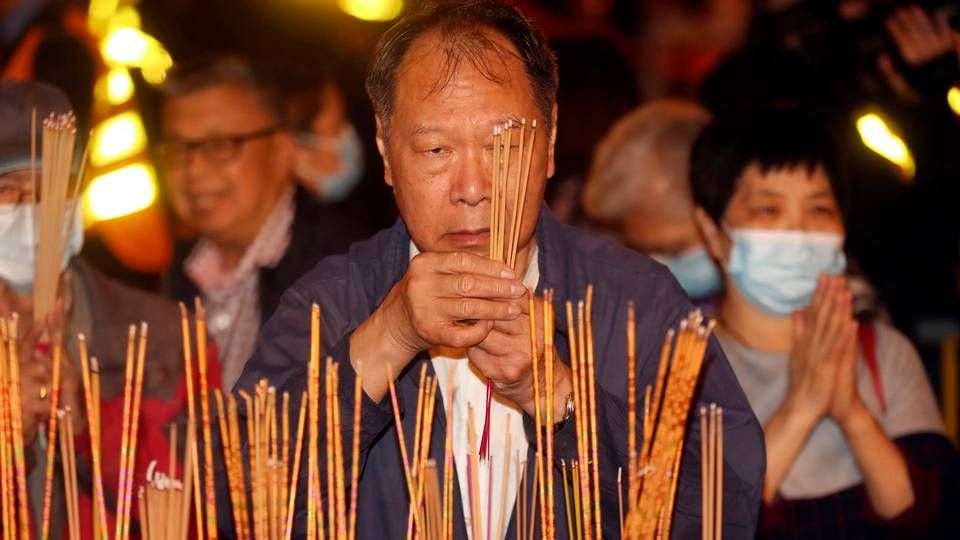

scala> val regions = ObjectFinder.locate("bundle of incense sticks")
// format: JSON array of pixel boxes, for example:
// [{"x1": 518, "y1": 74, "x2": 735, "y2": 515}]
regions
[
  {"x1": 33, "y1": 112, "x2": 88, "y2": 324},
  {"x1": 385, "y1": 363, "x2": 446, "y2": 540},
  {"x1": 300, "y1": 303, "x2": 364, "y2": 540},
  {"x1": 138, "y1": 412, "x2": 198, "y2": 540},
  {"x1": 700, "y1": 405, "x2": 723, "y2": 540},
  {"x1": 480, "y1": 118, "x2": 538, "y2": 460},
  {"x1": 622, "y1": 309, "x2": 716, "y2": 540},
  {"x1": 1, "y1": 318, "x2": 149, "y2": 540},
  {"x1": 113, "y1": 323, "x2": 150, "y2": 540},
  {"x1": 552, "y1": 287, "x2": 602, "y2": 540},
  {"x1": 523, "y1": 290, "x2": 555, "y2": 540}
]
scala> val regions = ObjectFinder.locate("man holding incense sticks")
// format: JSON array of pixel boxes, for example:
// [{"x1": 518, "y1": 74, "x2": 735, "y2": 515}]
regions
[
  {"x1": 230, "y1": 1, "x2": 764, "y2": 538},
  {"x1": 0, "y1": 79, "x2": 217, "y2": 537}
]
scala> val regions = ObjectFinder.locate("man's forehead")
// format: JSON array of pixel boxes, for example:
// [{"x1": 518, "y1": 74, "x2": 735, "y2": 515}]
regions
[
  {"x1": 163, "y1": 84, "x2": 275, "y2": 131},
  {"x1": 410, "y1": 113, "x2": 523, "y2": 135},
  {"x1": 392, "y1": 34, "x2": 537, "y2": 134},
  {"x1": 396, "y1": 31, "x2": 529, "y2": 99}
]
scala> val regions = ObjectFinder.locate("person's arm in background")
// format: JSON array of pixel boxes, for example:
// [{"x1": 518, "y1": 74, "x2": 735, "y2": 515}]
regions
[
  {"x1": 857, "y1": 324, "x2": 958, "y2": 532},
  {"x1": 830, "y1": 322, "x2": 914, "y2": 519}
]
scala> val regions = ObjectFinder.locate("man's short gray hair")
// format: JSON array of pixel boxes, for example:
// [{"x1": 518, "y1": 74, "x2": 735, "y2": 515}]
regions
[{"x1": 161, "y1": 55, "x2": 281, "y2": 120}]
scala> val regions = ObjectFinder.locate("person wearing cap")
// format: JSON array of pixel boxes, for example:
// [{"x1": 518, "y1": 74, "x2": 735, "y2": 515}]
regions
[{"x1": 0, "y1": 78, "x2": 219, "y2": 537}]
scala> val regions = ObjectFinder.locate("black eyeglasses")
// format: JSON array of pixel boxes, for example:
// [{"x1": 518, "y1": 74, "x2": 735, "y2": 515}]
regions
[{"x1": 159, "y1": 126, "x2": 279, "y2": 168}]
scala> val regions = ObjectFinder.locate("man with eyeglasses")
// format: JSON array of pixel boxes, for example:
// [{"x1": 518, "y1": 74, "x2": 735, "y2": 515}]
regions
[{"x1": 161, "y1": 56, "x2": 367, "y2": 390}]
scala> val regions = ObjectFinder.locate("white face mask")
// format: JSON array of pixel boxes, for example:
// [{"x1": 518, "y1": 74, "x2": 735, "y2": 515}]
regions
[
  {"x1": 0, "y1": 203, "x2": 84, "y2": 293},
  {"x1": 727, "y1": 228, "x2": 847, "y2": 317}
]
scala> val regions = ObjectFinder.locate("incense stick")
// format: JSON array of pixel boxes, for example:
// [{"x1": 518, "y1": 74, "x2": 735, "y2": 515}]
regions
[
  {"x1": 348, "y1": 369, "x2": 363, "y2": 540},
  {"x1": 80, "y1": 343, "x2": 109, "y2": 540},
  {"x1": 283, "y1": 393, "x2": 308, "y2": 540},
  {"x1": 121, "y1": 323, "x2": 149, "y2": 540},
  {"x1": 716, "y1": 407, "x2": 723, "y2": 540},
  {"x1": 194, "y1": 299, "x2": 218, "y2": 540},
  {"x1": 585, "y1": 287, "x2": 601, "y2": 540},
  {"x1": 114, "y1": 325, "x2": 137, "y2": 540},
  {"x1": 178, "y1": 303, "x2": 205, "y2": 540},
  {"x1": 39, "y1": 338, "x2": 63, "y2": 540},
  {"x1": 0, "y1": 320, "x2": 15, "y2": 540},
  {"x1": 385, "y1": 364, "x2": 424, "y2": 536},
  {"x1": 618, "y1": 467, "x2": 625, "y2": 538},
  {"x1": 561, "y1": 460, "x2": 573, "y2": 540}
]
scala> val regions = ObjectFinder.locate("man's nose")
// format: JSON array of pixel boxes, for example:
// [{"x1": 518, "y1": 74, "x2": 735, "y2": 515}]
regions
[
  {"x1": 450, "y1": 146, "x2": 489, "y2": 207},
  {"x1": 184, "y1": 148, "x2": 215, "y2": 184}
]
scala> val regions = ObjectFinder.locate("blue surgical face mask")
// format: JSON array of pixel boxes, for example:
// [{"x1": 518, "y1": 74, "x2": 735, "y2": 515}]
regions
[
  {"x1": 727, "y1": 228, "x2": 846, "y2": 317},
  {"x1": 295, "y1": 124, "x2": 364, "y2": 203},
  {"x1": 0, "y1": 202, "x2": 83, "y2": 293},
  {"x1": 653, "y1": 246, "x2": 722, "y2": 299}
]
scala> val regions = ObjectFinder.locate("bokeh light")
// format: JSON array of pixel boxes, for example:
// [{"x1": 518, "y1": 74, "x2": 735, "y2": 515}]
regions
[{"x1": 84, "y1": 162, "x2": 157, "y2": 222}]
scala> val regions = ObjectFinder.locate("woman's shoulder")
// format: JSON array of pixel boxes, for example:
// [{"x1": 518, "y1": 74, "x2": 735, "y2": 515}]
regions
[{"x1": 866, "y1": 321, "x2": 945, "y2": 437}]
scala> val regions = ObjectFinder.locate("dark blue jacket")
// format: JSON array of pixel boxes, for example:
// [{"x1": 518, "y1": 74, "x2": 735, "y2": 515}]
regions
[{"x1": 224, "y1": 209, "x2": 765, "y2": 539}]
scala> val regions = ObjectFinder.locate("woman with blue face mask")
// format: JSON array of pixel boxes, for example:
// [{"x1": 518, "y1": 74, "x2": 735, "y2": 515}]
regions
[{"x1": 691, "y1": 107, "x2": 956, "y2": 537}]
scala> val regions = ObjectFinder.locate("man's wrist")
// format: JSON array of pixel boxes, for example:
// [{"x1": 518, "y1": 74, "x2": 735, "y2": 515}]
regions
[
  {"x1": 350, "y1": 302, "x2": 417, "y2": 381},
  {"x1": 552, "y1": 363, "x2": 573, "y2": 424}
]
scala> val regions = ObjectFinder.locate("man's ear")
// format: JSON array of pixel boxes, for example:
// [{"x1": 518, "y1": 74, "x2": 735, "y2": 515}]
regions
[
  {"x1": 375, "y1": 115, "x2": 394, "y2": 187},
  {"x1": 693, "y1": 206, "x2": 730, "y2": 266},
  {"x1": 545, "y1": 103, "x2": 558, "y2": 179}
]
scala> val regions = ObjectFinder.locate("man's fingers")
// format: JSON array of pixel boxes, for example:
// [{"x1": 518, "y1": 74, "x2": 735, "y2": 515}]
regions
[
  {"x1": 433, "y1": 251, "x2": 516, "y2": 279},
  {"x1": 439, "y1": 320, "x2": 493, "y2": 349},
  {"x1": 469, "y1": 327, "x2": 514, "y2": 356},
  {"x1": 439, "y1": 273, "x2": 526, "y2": 300},
  {"x1": 439, "y1": 297, "x2": 522, "y2": 323}
]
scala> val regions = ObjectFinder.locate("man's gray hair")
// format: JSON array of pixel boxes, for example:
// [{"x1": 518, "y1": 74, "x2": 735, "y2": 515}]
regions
[{"x1": 161, "y1": 55, "x2": 282, "y2": 120}]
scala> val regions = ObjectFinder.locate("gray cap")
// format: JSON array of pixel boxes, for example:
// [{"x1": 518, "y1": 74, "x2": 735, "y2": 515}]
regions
[{"x1": 0, "y1": 79, "x2": 73, "y2": 174}]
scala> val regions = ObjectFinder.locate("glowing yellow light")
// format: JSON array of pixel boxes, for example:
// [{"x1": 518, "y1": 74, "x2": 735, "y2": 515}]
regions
[
  {"x1": 856, "y1": 113, "x2": 915, "y2": 180},
  {"x1": 90, "y1": 111, "x2": 148, "y2": 167},
  {"x1": 84, "y1": 163, "x2": 157, "y2": 222},
  {"x1": 88, "y1": 0, "x2": 119, "y2": 20},
  {"x1": 103, "y1": 68, "x2": 134, "y2": 104},
  {"x1": 949, "y1": 86, "x2": 960, "y2": 116},
  {"x1": 338, "y1": 0, "x2": 403, "y2": 22},
  {"x1": 101, "y1": 27, "x2": 150, "y2": 66},
  {"x1": 141, "y1": 44, "x2": 174, "y2": 85}
]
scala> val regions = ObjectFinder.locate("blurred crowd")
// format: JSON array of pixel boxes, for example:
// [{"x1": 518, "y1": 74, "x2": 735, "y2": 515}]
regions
[{"x1": 1, "y1": 0, "x2": 959, "y2": 538}]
